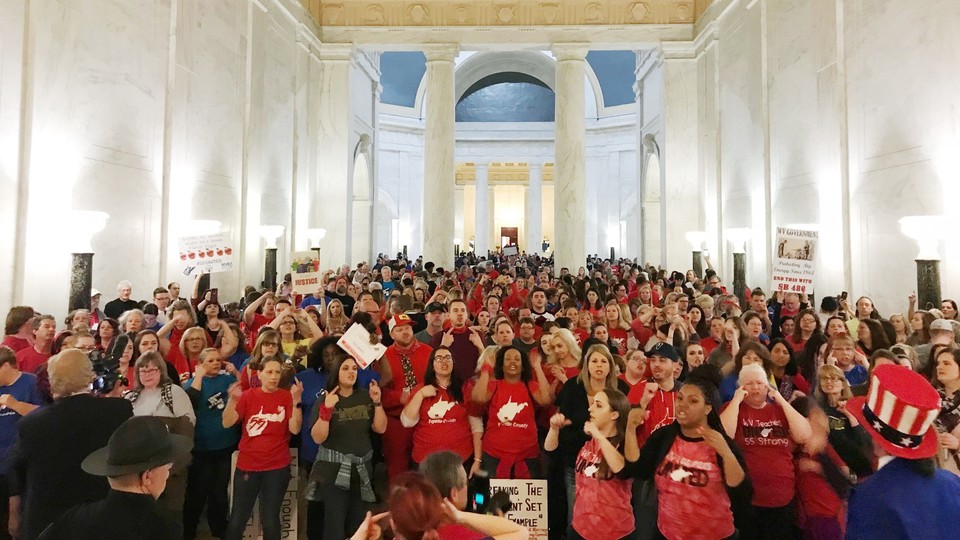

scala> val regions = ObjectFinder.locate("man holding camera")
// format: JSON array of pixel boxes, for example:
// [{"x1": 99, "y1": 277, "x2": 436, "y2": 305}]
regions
[{"x1": 8, "y1": 349, "x2": 132, "y2": 539}]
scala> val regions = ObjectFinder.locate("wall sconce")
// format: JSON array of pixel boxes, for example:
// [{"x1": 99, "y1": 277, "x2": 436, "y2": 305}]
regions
[
  {"x1": 68, "y1": 211, "x2": 110, "y2": 311},
  {"x1": 724, "y1": 227, "x2": 751, "y2": 306},
  {"x1": 725, "y1": 228, "x2": 751, "y2": 255}
]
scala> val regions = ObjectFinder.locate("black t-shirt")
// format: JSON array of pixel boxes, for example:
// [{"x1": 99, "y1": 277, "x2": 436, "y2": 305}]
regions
[
  {"x1": 103, "y1": 299, "x2": 140, "y2": 319},
  {"x1": 313, "y1": 389, "x2": 375, "y2": 487}
]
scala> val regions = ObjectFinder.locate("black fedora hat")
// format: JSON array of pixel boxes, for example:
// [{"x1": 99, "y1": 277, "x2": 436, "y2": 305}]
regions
[{"x1": 82, "y1": 416, "x2": 193, "y2": 477}]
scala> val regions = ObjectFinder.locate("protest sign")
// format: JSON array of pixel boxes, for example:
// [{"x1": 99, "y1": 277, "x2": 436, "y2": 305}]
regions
[
  {"x1": 772, "y1": 227, "x2": 818, "y2": 295},
  {"x1": 337, "y1": 323, "x2": 387, "y2": 369},
  {"x1": 290, "y1": 251, "x2": 322, "y2": 294},
  {"x1": 178, "y1": 233, "x2": 233, "y2": 276},
  {"x1": 489, "y1": 479, "x2": 548, "y2": 540}
]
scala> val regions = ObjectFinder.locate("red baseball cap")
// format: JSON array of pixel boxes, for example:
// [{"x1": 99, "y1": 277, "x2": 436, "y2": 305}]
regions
[{"x1": 388, "y1": 314, "x2": 414, "y2": 333}]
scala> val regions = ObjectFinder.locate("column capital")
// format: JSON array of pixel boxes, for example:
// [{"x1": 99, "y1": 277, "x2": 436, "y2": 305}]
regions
[
  {"x1": 422, "y1": 44, "x2": 460, "y2": 63},
  {"x1": 528, "y1": 163, "x2": 542, "y2": 173},
  {"x1": 318, "y1": 43, "x2": 355, "y2": 62},
  {"x1": 551, "y1": 43, "x2": 589, "y2": 62},
  {"x1": 474, "y1": 163, "x2": 488, "y2": 172}
]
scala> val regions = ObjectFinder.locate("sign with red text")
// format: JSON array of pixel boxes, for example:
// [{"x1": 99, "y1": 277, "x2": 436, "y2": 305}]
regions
[
  {"x1": 178, "y1": 233, "x2": 233, "y2": 276},
  {"x1": 337, "y1": 322, "x2": 387, "y2": 369},
  {"x1": 489, "y1": 479, "x2": 547, "y2": 540},
  {"x1": 230, "y1": 449, "x2": 298, "y2": 539},
  {"x1": 290, "y1": 251, "x2": 322, "y2": 294},
  {"x1": 772, "y1": 227, "x2": 818, "y2": 294}
]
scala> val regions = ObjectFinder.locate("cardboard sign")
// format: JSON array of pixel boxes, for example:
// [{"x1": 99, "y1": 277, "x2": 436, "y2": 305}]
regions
[
  {"x1": 178, "y1": 233, "x2": 234, "y2": 276},
  {"x1": 336, "y1": 322, "x2": 387, "y2": 369},
  {"x1": 290, "y1": 251, "x2": 322, "y2": 294},
  {"x1": 489, "y1": 479, "x2": 548, "y2": 540},
  {"x1": 230, "y1": 449, "x2": 298, "y2": 539},
  {"x1": 772, "y1": 227, "x2": 818, "y2": 294}
]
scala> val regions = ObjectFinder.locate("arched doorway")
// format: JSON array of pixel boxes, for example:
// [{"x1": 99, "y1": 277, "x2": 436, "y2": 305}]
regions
[
  {"x1": 642, "y1": 135, "x2": 662, "y2": 265},
  {"x1": 352, "y1": 137, "x2": 373, "y2": 263}
]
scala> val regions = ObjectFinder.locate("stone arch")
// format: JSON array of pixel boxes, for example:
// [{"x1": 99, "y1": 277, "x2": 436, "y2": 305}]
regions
[
  {"x1": 352, "y1": 135, "x2": 373, "y2": 263},
  {"x1": 642, "y1": 134, "x2": 662, "y2": 265},
  {"x1": 412, "y1": 51, "x2": 603, "y2": 118}
]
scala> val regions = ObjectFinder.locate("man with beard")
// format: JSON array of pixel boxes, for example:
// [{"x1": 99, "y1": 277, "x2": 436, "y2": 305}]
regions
[
  {"x1": 379, "y1": 315, "x2": 432, "y2": 481},
  {"x1": 324, "y1": 275, "x2": 355, "y2": 317},
  {"x1": 527, "y1": 287, "x2": 555, "y2": 325},
  {"x1": 431, "y1": 300, "x2": 485, "y2": 383},
  {"x1": 626, "y1": 342, "x2": 680, "y2": 540}
]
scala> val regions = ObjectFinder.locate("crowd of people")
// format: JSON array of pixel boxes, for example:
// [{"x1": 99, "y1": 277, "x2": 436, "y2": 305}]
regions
[{"x1": 2, "y1": 249, "x2": 960, "y2": 539}]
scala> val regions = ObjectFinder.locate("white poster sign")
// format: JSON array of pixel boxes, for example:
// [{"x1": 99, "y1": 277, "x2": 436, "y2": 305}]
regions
[
  {"x1": 178, "y1": 233, "x2": 234, "y2": 276},
  {"x1": 772, "y1": 227, "x2": 818, "y2": 295},
  {"x1": 337, "y1": 323, "x2": 387, "y2": 370},
  {"x1": 290, "y1": 251, "x2": 322, "y2": 294},
  {"x1": 489, "y1": 479, "x2": 548, "y2": 540}
]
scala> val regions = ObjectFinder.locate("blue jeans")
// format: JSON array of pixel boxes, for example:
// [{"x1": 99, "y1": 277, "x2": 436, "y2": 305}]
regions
[{"x1": 224, "y1": 466, "x2": 290, "y2": 540}]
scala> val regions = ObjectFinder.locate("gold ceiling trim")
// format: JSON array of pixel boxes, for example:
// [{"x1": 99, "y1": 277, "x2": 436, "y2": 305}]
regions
[
  {"x1": 456, "y1": 162, "x2": 555, "y2": 184},
  {"x1": 304, "y1": 1, "x2": 712, "y2": 28}
]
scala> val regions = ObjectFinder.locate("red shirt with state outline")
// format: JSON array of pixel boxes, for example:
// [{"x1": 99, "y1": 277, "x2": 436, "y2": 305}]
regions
[
  {"x1": 235, "y1": 387, "x2": 293, "y2": 471},
  {"x1": 410, "y1": 384, "x2": 473, "y2": 463}
]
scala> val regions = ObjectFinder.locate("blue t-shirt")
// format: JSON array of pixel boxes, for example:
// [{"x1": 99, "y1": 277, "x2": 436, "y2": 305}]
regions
[
  {"x1": 299, "y1": 296, "x2": 323, "y2": 309},
  {"x1": 844, "y1": 364, "x2": 869, "y2": 387},
  {"x1": 183, "y1": 373, "x2": 240, "y2": 452},
  {"x1": 0, "y1": 373, "x2": 42, "y2": 474},
  {"x1": 295, "y1": 366, "x2": 381, "y2": 464}
]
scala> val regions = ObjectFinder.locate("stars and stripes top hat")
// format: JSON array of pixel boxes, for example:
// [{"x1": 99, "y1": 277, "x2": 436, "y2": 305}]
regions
[{"x1": 847, "y1": 364, "x2": 942, "y2": 459}]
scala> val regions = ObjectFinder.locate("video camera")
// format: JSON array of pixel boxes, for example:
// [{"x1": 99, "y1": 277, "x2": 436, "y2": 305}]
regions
[
  {"x1": 467, "y1": 470, "x2": 512, "y2": 516},
  {"x1": 88, "y1": 334, "x2": 129, "y2": 395}
]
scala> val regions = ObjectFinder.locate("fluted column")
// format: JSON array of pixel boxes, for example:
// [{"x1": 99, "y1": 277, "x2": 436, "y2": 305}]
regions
[
  {"x1": 526, "y1": 164, "x2": 542, "y2": 254},
  {"x1": 553, "y1": 44, "x2": 588, "y2": 271},
  {"x1": 475, "y1": 164, "x2": 489, "y2": 255},
  {"x1": 421, "y1": 44, "x2": 459, "y2": 267}
]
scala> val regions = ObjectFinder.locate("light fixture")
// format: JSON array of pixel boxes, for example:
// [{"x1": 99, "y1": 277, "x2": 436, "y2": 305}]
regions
[
  {"x1": 725, "y1": 228, "x2": 751, "y2": 254},
  {"x1": 306, "y1": 228, "x2": 327, "y2": 249},
  {"x1": 259, "y1": 225, "x2": 285, "y2": 249},
  {"x1": 899, "y1": 216, "x2": 946, "y2": 260},
  {"x1": 684, "y1": 231, "x2": 707, "y2": 251},
  {"x1": 68, "y1": 211, "x2": 110, "y2": 253}
]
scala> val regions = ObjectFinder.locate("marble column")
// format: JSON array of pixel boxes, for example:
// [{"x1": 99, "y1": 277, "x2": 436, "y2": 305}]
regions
[
  {"x1": 733, "y1": 252, "x2": 748, "y2": 308},
  {"x1": 489, "y1": 186, "x2": 498, "y2": 252},
  {"x1": 916, "y1": 260, "x2": 941, "y2": 310},
  {"x1": 475, "y1": 164, "x2": 489, "y2": 255},
  {"x1": 68, "y1": 253, "x2": 94, "y2": 311},
  {"x1": 526, "y1": 164, "x2": 543, "y2": 254},
  {"x1": 421, "y1": 44, "x2": 459, "y2": 268},
  {"x1": 553, "y1": 44, "x2": 589, "y2": 272},
  {"x1": 692, "y1": 251, "x2": 703, "y2": 279},
  {"x1": 316, "y1": 44, "x2": 354, "y2": 267},
  {"x1": 263, "y1": 248, "x2": 278, "y2": 291}
]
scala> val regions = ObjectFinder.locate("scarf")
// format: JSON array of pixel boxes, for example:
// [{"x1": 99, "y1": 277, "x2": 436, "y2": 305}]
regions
[{"x1": 393, "y1": 340, "x2": 422, "y2": 389}]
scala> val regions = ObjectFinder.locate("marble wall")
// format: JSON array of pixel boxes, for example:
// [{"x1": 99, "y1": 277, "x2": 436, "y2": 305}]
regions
[
  {"x1": 0, "y1": 0, "x2": 378, "y2": 317},
  {"x1": 647, "y1": 0, "x2": 960, "y2": 314}
]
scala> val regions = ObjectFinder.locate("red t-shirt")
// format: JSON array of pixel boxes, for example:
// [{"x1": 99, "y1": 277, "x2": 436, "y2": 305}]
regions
[
  {"x1": 725, "y1": 401, "x2": 795, "y2": 507},
  {"x1": 655, "y1": 434, "x2": 735, "y2": 540},
  {"x1": 572, "y1": 438, "x2": 634, "y2": 539},
  {"x1": 16, "y1": 347, "x2": 50, "y2": 375},
  {"x1": 437, "y1": 524, "x2": 491, "y2": 540},
  {"x1": 482, "y1": 379, "x2": 539, "y2": 458},
  {"x1": 628, "y1": 384, "x2": 676, "y2": 446},
  {"x1": 245, "y1": 313, "x2": 274, "y2": 350},
  {"x1": 1, "y1": 336, "x2": 30, "y2": 353},
  {"x1": 235, "y1": 387, "x2": 294, "y2": 471},
  {"x1": 381, "y1": 343, "x2": 432, "y2": 416},
  {"x1": 629, "y1": 320, "x2": 654, "y2": 349},
  {"x1": 608, "y1": 328, "x2": 629, "y2": 356},
  {"x1": 411, "y1": 384, "x2": 473, "y2": 463},
  {"x1": 166, "y1": 327, "x2": 190, "y2": 376},
  {"x1": 795, "y1": 446, "x2": 846, "y2": 519},
  {"x1": 699, "y1": 337, "x2": 720, "y2": 356}
]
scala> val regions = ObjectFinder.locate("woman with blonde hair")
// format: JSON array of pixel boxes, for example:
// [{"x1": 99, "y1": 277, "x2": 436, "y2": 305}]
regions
[
  {"x1": 545, "y1": 328, "x2": 582, "y2": 394},
  {"x1": 239, "y1": 329, "x2": 283, "y2": 390},
  {"x1": 324, "y1": 299, "x2": 349, "y2": 335},
  {"x1": 814, "y1": 363, "x2": 873, "y2": 479},
  {"x1": 603, "y1": 301, "x2": 630, "y2": 356}
]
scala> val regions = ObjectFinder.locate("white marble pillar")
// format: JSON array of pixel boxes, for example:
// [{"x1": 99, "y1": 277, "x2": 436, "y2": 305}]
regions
[
  {"x1": 526, "y1": 164, "x2": 543, "y2": 254},
  {"x1": 475, "y1": 164, "x2": 489, "y2": 255},
  {"x1": 553, "y1": 44, "x2": 589, "y2": 272},
  {"x1": 316, "y1": 44, "x2": 354, "y2": 267},
  {"x1": 421, "y1": 44, "x2": 458, "y2": 268},
  {"x1": 489, "y1": 185, "x2": 498, "y2": 251},
  {"x1": 454, "y1": 184, "x2": 464, "y2": 253}
]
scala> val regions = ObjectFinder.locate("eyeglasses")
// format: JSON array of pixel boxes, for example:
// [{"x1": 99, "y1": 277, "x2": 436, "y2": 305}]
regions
[
  {"x1": 185, "y1": 337, "x2": 205, "y2": 342},
  {"x1": 820, "y1": 375, "x2": 843, "y2": 382},
  {"x1": 434, "y1": 355, "x2": 453, "y2": 362},
  {"x1": 261, "y1": 342, "x2": 280, "y2": 347},
  {"x1": 138, "y1": 368, "x2": 160, "y2": 375}
]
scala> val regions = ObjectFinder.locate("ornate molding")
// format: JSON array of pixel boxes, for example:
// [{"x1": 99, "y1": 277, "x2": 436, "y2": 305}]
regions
[
  {"x1": 303, "y1": 0, "x2": 711, "y2": 27},
  {"x1": 455, "y1": 162, "x2": 555, "y2": 184}
]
